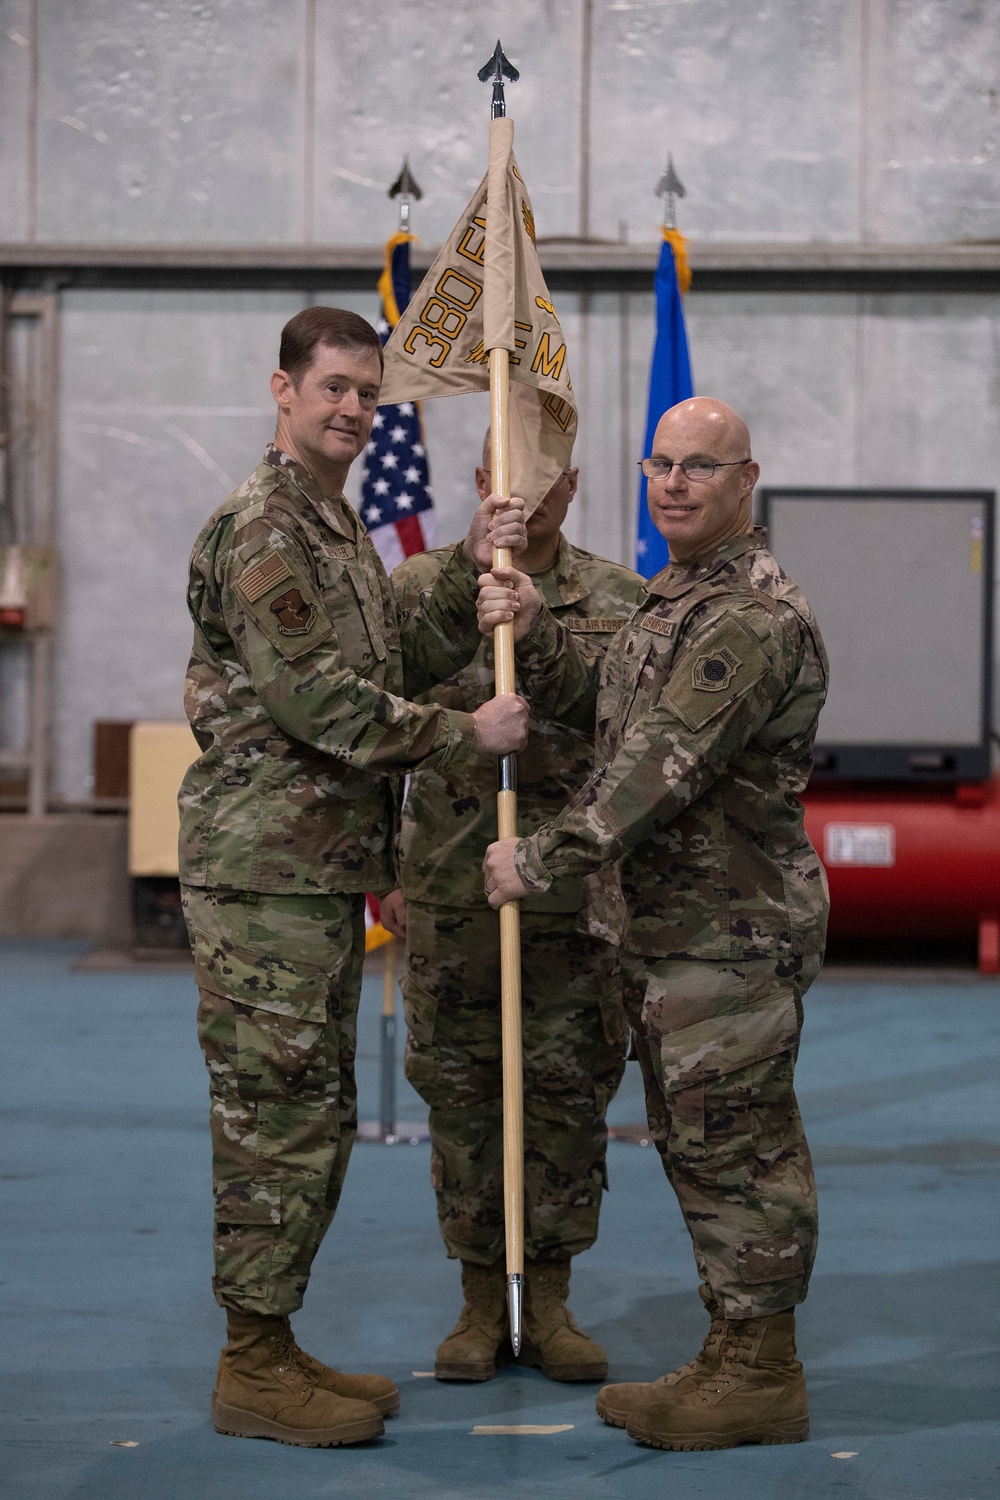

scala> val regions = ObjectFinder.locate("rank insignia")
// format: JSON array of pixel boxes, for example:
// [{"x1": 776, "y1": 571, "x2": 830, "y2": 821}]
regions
[
  {"x1": 692, "y1": 647, "x2": 739, "y2": 691},
  {"x1": 269, "y1": 588, "x2": 314, "y2": 635}
]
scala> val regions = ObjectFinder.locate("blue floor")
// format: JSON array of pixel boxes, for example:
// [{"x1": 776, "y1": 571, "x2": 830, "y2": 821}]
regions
[{"x1": 2, "y1": 940, "x2": 998, "y2": 1499}]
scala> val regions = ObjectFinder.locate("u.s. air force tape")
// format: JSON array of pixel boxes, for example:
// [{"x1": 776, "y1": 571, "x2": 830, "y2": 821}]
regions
[
  {"x1": 561, "y1": 617, "x2": 627, "y2": 632},
  {"x1": 640, "y1": 615, "x2": 675, "y2": 637}
]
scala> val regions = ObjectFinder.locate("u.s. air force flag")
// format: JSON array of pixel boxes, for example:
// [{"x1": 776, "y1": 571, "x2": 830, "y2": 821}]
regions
[{"x1": 379, "y1": 117, "x2": 576, "y2": 517}]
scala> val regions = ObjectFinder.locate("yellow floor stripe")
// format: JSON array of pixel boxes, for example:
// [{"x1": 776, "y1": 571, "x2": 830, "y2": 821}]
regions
[{"x1": 471, "y1": 1424, "x2": 574, "y2": 1436}]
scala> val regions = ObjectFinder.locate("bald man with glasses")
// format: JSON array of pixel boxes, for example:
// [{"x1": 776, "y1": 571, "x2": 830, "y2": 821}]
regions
[{"x1": 480, "y1": 397, "x2": 830, "y2": 1452}]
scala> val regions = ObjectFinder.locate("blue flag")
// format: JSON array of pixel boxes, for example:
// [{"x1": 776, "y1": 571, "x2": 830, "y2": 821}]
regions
[
  {"x1": 360, "y1": 233, "x2": 435, "y2": 571},
  {"x1": 636, "y1": 233, "x2": 693, "y2": 578}
]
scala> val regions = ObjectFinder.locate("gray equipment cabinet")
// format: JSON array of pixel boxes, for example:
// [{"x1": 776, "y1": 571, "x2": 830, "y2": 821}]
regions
[{"x1": 759, "y1": 488, "x2": 995, "y2": 782}]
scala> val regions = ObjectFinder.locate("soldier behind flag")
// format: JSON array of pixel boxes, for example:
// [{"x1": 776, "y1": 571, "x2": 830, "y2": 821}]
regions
[{"x1": 380, "y1": 431, "x2": 644, "y2": 1382}]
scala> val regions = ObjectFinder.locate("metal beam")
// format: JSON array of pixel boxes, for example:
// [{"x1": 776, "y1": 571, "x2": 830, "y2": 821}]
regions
[{"x1": 2, "y1": 240, "x2": 999, "y2": 294}]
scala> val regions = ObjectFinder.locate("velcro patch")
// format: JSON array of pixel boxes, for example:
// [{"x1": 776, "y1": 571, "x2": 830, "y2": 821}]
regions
[
  {"x1": 662, "y1": 613, "x2": 772, "y2": 734},
  {"x1": 562, "y1": 617, "x2": 627, "y2": 632},
  {"x1": 692, "y1": 646, "x2": 739, "y2": 691},
  {"x1": 641, "y1": 615, "x2": 675, "y2": 638},
  {"x1": 269, "y1": 588, "x2": 315, "y2": 635},
  {"x1": 238, "y1": 551, "x2": 292, "y2": 603}
]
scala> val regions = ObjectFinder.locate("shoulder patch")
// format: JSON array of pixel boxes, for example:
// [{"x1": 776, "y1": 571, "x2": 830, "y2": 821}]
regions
[
  {"x1": 691, "y1": 647, "x2": 739, "y2": 691},
  {"x1": 663, "y1": 613, "x2": 773, "y2": 734},
  {"x1": 562, "y1": 616, "x2": 627, "y2": 633},
  {"x1": 238, "y1": 551, "x2": 292, "y2": 604},
  {"x1": 269, "y1": 588, "x2": 315, "y2": 635},
  {"x1": 233, "y1": 544, "x2": 334, "y2": 662}
]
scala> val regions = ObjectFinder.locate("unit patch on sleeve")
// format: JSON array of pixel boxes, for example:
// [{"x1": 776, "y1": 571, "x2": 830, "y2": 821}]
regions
[
  {"x1": 692, "y1": 647, "x2": 739, "y2": 691},
  {"x1": 237, "y1": 550, "x2": 292, "y2": 603},
  {"x1": 662, "y1": 613, "x2": 773, "y2": 733},
  {"x1": 269, "y1": 588, "x2": 315, "y2": 635}
]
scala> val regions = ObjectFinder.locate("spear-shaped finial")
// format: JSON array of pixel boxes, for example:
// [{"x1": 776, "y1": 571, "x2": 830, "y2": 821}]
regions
[
  {"x1": 655, "y1": 153, "x2": 686, "y2": 230},
  {"x1": 388, "y1": 157, "x2": 423, "y2": 233},
  {"x1": 478, "y1": 39, "x2": 519, "y2": 118}
]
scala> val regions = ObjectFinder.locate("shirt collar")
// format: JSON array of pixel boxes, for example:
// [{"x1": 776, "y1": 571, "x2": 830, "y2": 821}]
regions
[
  {"x1": 645, "y1": 526, "x2": 767, "y2": 600},
  {"x1": 541, "y1": 536, "x2": 589, "y2": 607},
  {"x1": 263, "y1": 444, "x2": 356, "y2": 541}
]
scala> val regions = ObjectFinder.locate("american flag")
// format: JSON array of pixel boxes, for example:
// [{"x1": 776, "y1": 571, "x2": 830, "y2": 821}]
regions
[{"x1": 360, "y1": 233, "x2": 435, "y2": 571}]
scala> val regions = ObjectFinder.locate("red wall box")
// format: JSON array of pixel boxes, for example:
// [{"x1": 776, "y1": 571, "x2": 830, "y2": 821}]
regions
[{"x1": 801, "y1": 777, "x2": 1000, "y2": 974}]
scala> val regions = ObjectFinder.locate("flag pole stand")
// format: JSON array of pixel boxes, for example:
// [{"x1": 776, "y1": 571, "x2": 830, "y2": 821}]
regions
[{"x1": 379, "y1": 935, "x2": 397, "y2": 1140}]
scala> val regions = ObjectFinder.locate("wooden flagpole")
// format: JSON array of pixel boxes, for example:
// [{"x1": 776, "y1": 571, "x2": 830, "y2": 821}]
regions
[{"x1": 479, "y1": 39, "x2": 524, "y2": 1355}]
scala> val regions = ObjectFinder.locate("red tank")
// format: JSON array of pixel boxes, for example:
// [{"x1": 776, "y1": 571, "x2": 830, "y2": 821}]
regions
[{"x1": 801, "y1": 776, "x2": 1000, "y2": 973}]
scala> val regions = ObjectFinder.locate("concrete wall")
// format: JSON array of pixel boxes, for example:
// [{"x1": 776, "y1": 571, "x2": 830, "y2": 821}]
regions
[{"x1": 1, "y1": 1, "x2": 999, "y2": 801}]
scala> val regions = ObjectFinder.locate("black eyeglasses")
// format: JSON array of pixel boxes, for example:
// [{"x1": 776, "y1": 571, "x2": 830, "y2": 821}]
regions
[{"x1": 638, "y1": 457, "x2": 752, "y2": 482}]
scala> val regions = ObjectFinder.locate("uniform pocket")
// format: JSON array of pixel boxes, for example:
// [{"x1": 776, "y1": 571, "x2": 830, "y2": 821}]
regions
[
  {"x1": 192, "y1": 928, "x2": 328, "y2": 1024},
  {"x1": 215, "y1": 1179, "x2": 282, "y2": 1225},
  {"x1": 659, "y1": 985, "x2": 801, "y2": 1172},
  {"x1": 315, "y1": 550, "x2": 384, "y2": 672},
  {"x1": 400, "y1": 970, "x2": 440, "y2": 1048}
]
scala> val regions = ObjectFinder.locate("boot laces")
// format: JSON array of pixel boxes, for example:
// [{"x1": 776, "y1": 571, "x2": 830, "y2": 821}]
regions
[{"x1": 264, "y1": 1329, "x2": 317, "y2": 1389}]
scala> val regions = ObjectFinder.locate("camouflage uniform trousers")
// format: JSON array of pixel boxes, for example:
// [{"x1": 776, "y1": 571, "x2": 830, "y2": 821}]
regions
[
  {"x1": 182, "y1": 885, "x2": 366, "y2": 1317},
  {"x1": 622, "y1": 951, "x2": 821, "y2": 1320},
  {"x1": 402, "y1": 902, "x2": 628, "y2": 1265}
]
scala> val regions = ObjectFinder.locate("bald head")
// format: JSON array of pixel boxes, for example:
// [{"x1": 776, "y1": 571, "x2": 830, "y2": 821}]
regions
[
  {"x1": 645, "y1": 396, "x2": 759, "y2": 564},
  {"x1": 653, "y1": 397, "x2": 752, "y2": 461}
]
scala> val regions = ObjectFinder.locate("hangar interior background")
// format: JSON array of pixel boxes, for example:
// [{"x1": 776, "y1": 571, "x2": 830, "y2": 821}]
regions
[{"x1": 1, "y1": 0, "x2": 999, "y2": 926}]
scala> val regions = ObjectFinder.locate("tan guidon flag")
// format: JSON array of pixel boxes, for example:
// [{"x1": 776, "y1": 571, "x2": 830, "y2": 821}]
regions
[{"x1": 378, "y1": 117, "x2": 577, "y2": 516}]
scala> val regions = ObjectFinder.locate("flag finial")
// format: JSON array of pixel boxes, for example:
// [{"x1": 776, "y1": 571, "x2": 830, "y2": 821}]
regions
[
  {"x1": 389, "y1": 157, "x2": 422, "y2": 233},
  {"x1": 655, "y1": 153, "x2": 686, "y2": 229},
  {"x1": 478, "y1": 40, "x2": 519, "y2": 118}
]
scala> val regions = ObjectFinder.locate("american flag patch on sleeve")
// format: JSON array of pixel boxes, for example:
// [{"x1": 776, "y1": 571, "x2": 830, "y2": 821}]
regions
[{"x1": 238, "y1": 551, "x2": 292, "y2": 603}]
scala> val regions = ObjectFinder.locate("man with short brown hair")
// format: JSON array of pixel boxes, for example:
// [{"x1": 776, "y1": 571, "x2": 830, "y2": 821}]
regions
[{"x1": 180, "y1": 307, "x2": 529, "y2": 1447}]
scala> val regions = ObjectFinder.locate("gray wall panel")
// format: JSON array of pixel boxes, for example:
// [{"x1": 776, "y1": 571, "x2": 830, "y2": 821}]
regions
[
  {"x1": 589, "y1": 0, "x2": 863, "y2": 243},
  {"x1": 312, "y1": 0, "x2": 583, "y2": 247},
  {"x1": 56, "y1": 289, "x2": 306, "y2": 802},
  {"x1": 36, "y1": 0, "x2": 308, "y2": 242},
  {"x1": 0, "y1": 4, "x2": 34, "y2": 238},
  {"x1": 865, "y1": 0, "x2": 1000, "y2": 242}
]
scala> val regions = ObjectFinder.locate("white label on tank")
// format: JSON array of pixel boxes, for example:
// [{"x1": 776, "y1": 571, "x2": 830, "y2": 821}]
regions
[{"x1": 823, "y1": 822, "x2": 896, "y2": 867}]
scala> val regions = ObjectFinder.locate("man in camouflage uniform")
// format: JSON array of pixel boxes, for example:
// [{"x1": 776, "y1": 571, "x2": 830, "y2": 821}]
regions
[
  {"x1": 179, "y1": 307, "x2": 528, "y2": 1448},
  {"x1": 481, "y1": 397, "x2": 829, "y2": 1450},
  {"x1": 379, "y1": 434, "x2": 644, "y2": 1383}
]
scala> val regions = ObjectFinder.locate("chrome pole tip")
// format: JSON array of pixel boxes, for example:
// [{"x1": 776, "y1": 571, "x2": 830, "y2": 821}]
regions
[{"x1": 506, "y1": 1271, "x2": 524, "y2": 1356}]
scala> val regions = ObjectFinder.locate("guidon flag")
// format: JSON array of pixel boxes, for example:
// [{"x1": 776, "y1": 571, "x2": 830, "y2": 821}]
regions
[{"x1": 379, "y1": 116, "x2": 576, "y2": 518}]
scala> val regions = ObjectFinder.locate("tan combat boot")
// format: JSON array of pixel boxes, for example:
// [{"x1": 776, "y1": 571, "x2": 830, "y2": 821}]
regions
[
  {"x1": 519, "y1": 1258, "x2": 607, "y2": 1382},
  {"x1": 290, "y1": 1336, "x2": 400, "y2": 1417},
  {"x1": 625, "y1": 1310, "x2": 808, "y2": 1451},
  {"x1": 212, "y1": 1311, "x2": 385, "y2": 1447},
  {"x1": 596, "y1": 1284, "x2": 725, "y2": 1428},
  {"x1": 435, "y1": 1259, "x2": 509, "y2": 1381}
]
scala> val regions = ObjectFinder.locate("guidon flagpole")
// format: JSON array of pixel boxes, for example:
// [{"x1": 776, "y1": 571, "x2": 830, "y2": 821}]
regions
[{"x1": 478, "y1": 39, "x2": 525, "y2": 1357}]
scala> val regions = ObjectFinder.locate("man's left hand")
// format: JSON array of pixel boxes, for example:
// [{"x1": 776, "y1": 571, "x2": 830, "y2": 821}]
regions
[
  {"x1": 463, "y1": 493, "x2": 527, "y2": 571},
  {"x1": 483, "y1": 837, "x2": 530, "y2": 909}
]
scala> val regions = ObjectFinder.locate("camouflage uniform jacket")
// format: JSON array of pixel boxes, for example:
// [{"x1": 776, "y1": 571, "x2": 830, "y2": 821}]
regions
[
  {"x1": 392, "y1": 536, "x2": 645, "y2": 912},
  {"x1": 510, "y1": 528, "x2": 830, "y2": 958},
  {"x1": 179, "y1": 445, "x2": 481, "y2": 896}
]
